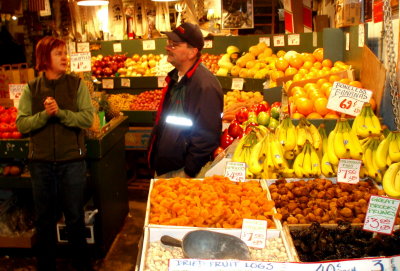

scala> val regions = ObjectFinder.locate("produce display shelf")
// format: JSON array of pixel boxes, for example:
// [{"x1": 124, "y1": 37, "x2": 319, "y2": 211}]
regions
[
  {"x1": 0, "y1": 139, "x2": 29, "y2": 159},
  {"x1": 0, "y1": 176, "x2": 31, "y2": 189},
  {"x1": 0, "y1": 229, "x2": 36, "y2": 248},
  {"x1": 122, "y1": 110, "x2": 156, "y2": 126}
]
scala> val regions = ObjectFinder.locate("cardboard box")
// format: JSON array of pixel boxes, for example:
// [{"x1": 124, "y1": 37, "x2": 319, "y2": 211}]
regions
[
  {"x1": 0, "y1": 230, "x2": 36, "y2": 248},
  {"x1": 125, "y1": 127, "x2": 152, "y2": 150},
  {"x1": 335, "y1": 0, "x2": 361, "y2": 28}
]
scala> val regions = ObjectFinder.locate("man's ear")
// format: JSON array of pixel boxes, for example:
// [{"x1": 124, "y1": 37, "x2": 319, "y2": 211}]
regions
[{"x1": 190, "y1": 48, "x2": 199, "y2": 59}]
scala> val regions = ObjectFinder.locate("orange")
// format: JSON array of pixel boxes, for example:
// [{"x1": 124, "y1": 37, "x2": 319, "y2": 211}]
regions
[
  {"x1": 334, "y1": 61, "x2": 346, "y2": 67},
  {"x1": 349, "y1": 80, "x2": 363, "y2": 88},
  {"x1": 313, "y1": 61, "x2": 322, "y2": 69},
  {"x1": 285, "y1": 67, "x2": 298, "y2": 76},
  {"x1": 270, "y1": 70, "x2": 285, "y2": 81},
  {"x1": 321, "y1": 59, "x2": 333, "y2": 68},
  {"x1": 330, "y1": 67, "x2": 342, "y2": 73},
  {"x1": 321, "y1": 66, "x2": 331, "y2": 72},
  {"x1": 317, "y1": 78, "x2": 329, "y2": 86},
  {"x1": 277, "y1": 50, "x2": 286, "y2": 58},
  {"x1": 324, "y1": 111, "x2": 339, "y2": 119},
  {"x1": 292, "y1": 112, "x2": 305, "y2": 119},
  {"x1": 306, "y1": 112, "x2": 323, "y2": 119},
  {"x1": 295, "y1": 97, "x2": 314, "y2": 116},
  {"x1": 339, "y1": 78, "x2": 351, "y2": 84},
  {"x1": 303, "y1": 53, "x2": 317, "y2": 63},
  {"x1": 275, "y1": 57, "x2": 289, "y2": 71},
  {"x1": 320, "y1": 82, "x2": 333, "y2": 97},
  {"x1": 293, "y1": 73, "x2": 304, "y2": 82},
  {"x1": 369, "y1": 97, "x2": 377, "y2": 112},
  {"x1": 289, "y1": 56, "x2": 304, "y2": 69},
  {"x1": 298, "y1": 68, "x2": 309, "y2": 75},
  {"x1": 314, "y1": 97, "x2": 329, "y2": 116},
  {"x1": 317, "y1": 69, "x2": 330, "y2": 77},
  {"x1": 309, "y1": 89, "x2": 324, "y2": 102},
  {"x1": 304, "y1": 83, "x2": 318, "y2": 93},
  {"x1": 310, "y1": 67, "x2": 321, "y2": 74},
  {"x1": 325, "y1": 86, "x2": 332, "y2": 97},
  {"x1": 313, "y1": 48, "x2": 324, "y2": 62},
  {"x1": 329, "y1": 74, "x2": 341, "y2": 83},
  {"x1": 292, "y1": 88, "x2": 307, "y2": 101},
  {"x1": 302, "y1": 61, "x2": 314, "y2": 70}
]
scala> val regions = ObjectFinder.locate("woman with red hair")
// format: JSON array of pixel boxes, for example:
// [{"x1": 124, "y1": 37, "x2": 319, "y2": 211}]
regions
[{"x1": 16, "y1": 36, "x2": 94, "y2": 271}]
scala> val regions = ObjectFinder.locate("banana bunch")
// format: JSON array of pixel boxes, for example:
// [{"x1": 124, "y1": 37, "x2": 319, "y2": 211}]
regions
[
  {"x1": 232, "y1": 128, "x2": 259, "y2": 179},
  {"x1": 382, "y1": 162, "x2": 400, "y2": 198},
  {"x1": 275, "y1": 117, "x2": 297, "y2": 159},
  {"x1": 293, "y1": 141, "x2": 321, "y2": 178},
  {"x1": 295, "y1": 118, "x2": 322, "y2": 154},
  {"x1": 317, "y1": 124, "x2": 328, "y2": 158},
  {"x1": 326, "y1": 118, "x2": 364, "y2": 169},
  {"x1": 360, "y1": 136, "x2": 383, "y2": 182},
  {"x1": 352, "y1": 103, "x2": 382, "y2": 138},
  {"x1": 375, "y1": 131, "x2": 400, "y2": 171}
]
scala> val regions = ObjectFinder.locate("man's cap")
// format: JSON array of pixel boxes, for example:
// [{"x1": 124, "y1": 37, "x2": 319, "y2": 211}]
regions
[{"x1": 162, "y1": 23, "x2": 204, "y2": 51}]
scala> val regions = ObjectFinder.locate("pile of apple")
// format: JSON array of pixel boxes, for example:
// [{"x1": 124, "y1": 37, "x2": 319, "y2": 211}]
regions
[
  {"x1": 215, "y1": 101, "x2": 281, "y2": 157},
  {"x1": 130, "y1": 89, "x2": 163, "y2": 111},
  {"x1": 202, "y1": 53, "x2": 223, "y2": 74},
  {"x1": 0, "y1": 106, "x2": 22, "y2": 139},
  {"x1": 91, "y1": 53, "x2": 163, "y2": 78}
]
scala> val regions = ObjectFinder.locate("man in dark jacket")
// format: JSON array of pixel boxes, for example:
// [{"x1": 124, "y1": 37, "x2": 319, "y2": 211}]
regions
[{"x1": 148, "y1": 22, "x2": 223, "y2": 178}]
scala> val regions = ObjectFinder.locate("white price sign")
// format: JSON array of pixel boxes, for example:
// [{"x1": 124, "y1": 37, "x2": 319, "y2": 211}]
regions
[
  {"x1": 102, "y1": 79, "x2": 114, "y2": 89},
  {"x1": 364, "y1": 195, "x2": 400, "y2": 235},
  {"x1": 225, "y1": 161, "x2": 246, "y2": 182},
  {"x1": 70, "y1": 52, "x2": 91, "y2": 72},
  {"x1": 143, "y1": 40, "x2": 156, "y2": 51},
  {"x1": 8, "y1": 84, "x2": 26, "y2": 99},
  {"x1": 313, "y1": 32, "x2": 318, "y2": 47},
  {"x1": 113, "y1": 43, "x2": 122, "y2": 52},
  {"x1": 121, "y1": 78, "x2": 130, "y2": 87},
  {"x1": 273, "y1": 35, "x2": 285, "y2": 47},
  {"x1": 168, "y1": 259, "x2": 285, "y2": 271},
  {"x1": 358, "y1": 24, "x2": 365, "y2": 47},
  {"x1": 288, "y1": 34, "x2": 300, "y2": 45},
  {"x1": 157, "y1": 76, "x2": 167, "y2": 88},
  {"x1": 231, "y1": 78, "x2": 244, "y2": 90},
  {"x1": 204, "y1": 40, "x2": 213, "y2": 48},
  {"x1": 241, "y1": 219, "x2": 267, "y2": 249},
  {"x1": 77, "y1": 42, "x2": 90, "y2": 53},
  {"x1": 345, "y1": 32, "x2": 350, "y2": 51},
  {"x1": 327, "y1": 82, "x2": 372, "y2": 116},
  {"x1": 258, "y1": 37, "x2": 270, "y2": 47},
  {"x1": 337, "y1": 159, "x2": 361, "y2": 184}
]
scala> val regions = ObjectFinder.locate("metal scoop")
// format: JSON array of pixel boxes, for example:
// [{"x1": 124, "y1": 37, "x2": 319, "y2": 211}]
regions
[{"x1": 160, "y1": 230, "x2": 251, "y2": 260}]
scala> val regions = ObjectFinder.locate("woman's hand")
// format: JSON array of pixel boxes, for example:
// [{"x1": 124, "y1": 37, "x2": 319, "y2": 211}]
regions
[{"x1": 44, "y1": 97, "x2": 59, "y2": 116}]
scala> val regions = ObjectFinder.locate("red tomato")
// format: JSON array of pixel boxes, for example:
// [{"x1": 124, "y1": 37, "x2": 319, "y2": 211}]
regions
[
  {"x1": 0, "y1": 123, "x2": 9, "y2": 133},
  {"x1": 0, "y1": 114, "x2": 11, "y2": 124},
  {"x1": 11, "y1": 131, "x2": 22, "y2": 139},
  {"x1": 8, "y1": 123, "x2": 17, "y2": 132},
  {"x1": 2, "y1": 132, "x2": 11, "y2": 139}
]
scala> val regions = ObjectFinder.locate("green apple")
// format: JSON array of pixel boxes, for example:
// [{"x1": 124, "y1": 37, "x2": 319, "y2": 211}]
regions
[
  {"x1": 257, "y1": 111, "x2": 270, "y2": 126},
  {"x1": 268, "y1": 117, "x2": 279, "y2": 129},
  {"x1": 270, "y1": 107, "x2": 280, "y2": 120}
]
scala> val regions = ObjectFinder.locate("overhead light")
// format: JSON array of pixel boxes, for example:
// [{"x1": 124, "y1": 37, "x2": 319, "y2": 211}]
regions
[
  {"x1": 77, "y1": 0, "x2": 109, "y2": 6},
  {"x1": 11, "y1": 16, "x2": 18, "y2": 21}
]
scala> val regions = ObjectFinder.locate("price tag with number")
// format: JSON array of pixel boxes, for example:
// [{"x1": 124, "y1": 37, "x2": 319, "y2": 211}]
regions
[
  {"x1": 327, "y1": 82, "x2": 372, "y2": 116},
  {"x1": 225, "y1": 161, "x2": 246, "y2": 182},
  {"x1": 113, "y1": 43, "x2": 122, "y2": 53},
  {"x1": 273, "y1": 35, "x2": 285, "y2": 47},
  {"x1": 259, "y1": 37, "x2": 270, "y2": 47},
  {"x1": 337, "y1": 159, "x2": 361, "y2": 184},
  {"x1": 157, "y1": 76, "x2": 167, "y2": 88},
  {"x1": 241, "y1": 219, "x2": 267, "y2": 249},
  {"x1": 364, "y1": 195, "x2": 400, "y2": 235},
  {"x1": 143, "y1": 40, "x2": 156, "y2": 51},
  {"x1": 204, "y1": 40, "x2": 213, "y2": 48},
  {"x1": 121, "y1": 78, "x2": 130, "y2": 87},
  {"x1": 77, "y1": 42, "x2": 90, "y2": 53},
  {"x1": 286, "y1": 258, "x2": 392, "y2": 271},
  {"x1": 288, "y1": 34, "x2": 300, "y2": 46},
  {"x1": 231, "y1": 78, "x2": 244, "y2": 90},
  {"x1": 102, "y1": 79, "x2": 114, "y2": 89},
  {"x1": 9, "y1": 84, "x2": 26, "y2": 99}
]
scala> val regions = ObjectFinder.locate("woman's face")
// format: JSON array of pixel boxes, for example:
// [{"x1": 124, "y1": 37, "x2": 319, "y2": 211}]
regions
[{"x1": 49, "y1": 45, "x2": 68, "y2": 74}]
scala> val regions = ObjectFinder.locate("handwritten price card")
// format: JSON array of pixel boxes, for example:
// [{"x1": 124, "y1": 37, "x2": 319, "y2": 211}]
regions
[
  {"x1": 157, "y1": 76, "x2": 167, "y2": 88},
  {"x1": 288, "y1": 34, "x2": 300, "y2": 46},
  {"x1": 8, "y1": 84, "x2": 26, "y2": 99},
  {"x1": 121, "y1": 78, "x2": 130, "y2": 87},
  {"x1": 225, "y1": 161, "x2": 246, "y2": 182},
  {"x1": 327, "y1": 82, "x2": 372, "y2": 116},
  {"x1": 76, "y1": 42, "x2": 90, "y2": 53},
  {"x1": 363, "y1": 195, "x2": 400, "y2": 235},
  {"x1": 70, "y1": 52, "x2": 91, "y2": 72},
  {"x1": 337, "y1": 159, "x2": 361, "y2": 184},
  {"x1": 231, "y1": 78, "x2": 244, "y2": 90},
  {"x1": 168, "y1": 259, "x2": 286, "y2": 271},
  {"x1": 113, "y1": 43, "x2": 122, "y2": 53},
  {"x1": 143, "y1": 40, "x2": 156, "y2": 51},
  {"x1": 102, "y1": 79, "x2": 114, "y2": 89},
  {"x1": 204, "y1": 40, "x2": 213, "y2": 48},
  {"x1": 259, "y1": 37, "x2": 270, "y2": 47},
  {"x1": 241, "y1": 219, "x2": 267, "y2": 249},
  {"x1": 273, "y1": 35, "x2": 285, "y2": 47}
]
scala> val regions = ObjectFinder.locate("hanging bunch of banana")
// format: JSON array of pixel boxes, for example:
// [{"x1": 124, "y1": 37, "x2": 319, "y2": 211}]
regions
[
  {"x1": 375, "y1": 131, "x2": 400, "y2": 171},
  {"x1": 292, "y1": 141, "x2": 321, "y2": 178},
  {"x1": 317, "y1": 124, "x2": 328, "y2": 158},
  {"x1": 352, "y1": 103, "x2": 382, "y2": 138},
  {"x1": 382, "y1": 162, "x2": 400, "y2": 198},
  {"x1": 294, "y1": 118, "x2": 322, "y2": 155},
  {"x1": 360, "y1": 136, "x2": 383, "y2": 182},
  {"x1": 275, "y1": 116, "x2": 297, "y2": 160}
]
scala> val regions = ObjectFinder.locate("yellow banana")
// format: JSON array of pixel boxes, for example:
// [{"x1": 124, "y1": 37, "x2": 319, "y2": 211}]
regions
[
  {"x1": 364, "y1": 140, "x2": 379, "y2": 179},
  {"x1": 375, "y1": 132, "x2": 392, "y2": 170},
  {"x1": 284, "y1": 150, "x2": 295, "y2": 160},
  {"x1": 345, "y1": 121, "x2": 364, "y2": 160},
  {"x1": 296, "y1": 124, "x2": 307, "y2": 149},
  {"x1": 248, "y1": 138, "x2": 264, "y2": 175},
  {"x1": 318, "y1": 124, "x2": 328, "y2": 154},
  {"x1": 354, "y1": 106, "x2": 370, "y2": 138},
  {"x1": 389, "y1": 133, "x2": 400, "y2": 162},
  {"x1": 271, "y1": 137, "x2": 285, "y2": 169},
  {"x1": 327, "y1": 125, "x2": 339, "y2": 166},
  {"x1": 333, "y1": 121, "x2": 349, "y2": 159},
  {"x1": 387, "y1": 154, "x2": 393, "y2": 167},
  {"x1": 310, "y1": 145, "x2": 321, "y2": 177},
  {"x1": 293, "y1": 148, "x2": 305, "y2": 178},
  {"x1": 232, "y1": 136, "x2": 247, "y2": 162},
  {"x1": 382, "y1": 162, "x2": 400, "y2": 198},
  {"x1": 363, "y1": 107, "x2": 375, "y2": 135},
  {"x1": 308, "y1": 123, "x2": 322, "y2": 151},
  {"x1": 367, "y1": 104, "x2": 382, "y2": 135},
  {"x1": 359, "y1": 166, "x2": 367, "y2": 179},
  {"x1": 302, "y1": 143, "x2": 312, "y2": 178},
  {"x1": 284, "y1": 119, "x2": 297, "y2": 151},
  {"x1": 321, "y1": 152, "x2": 334, "y2": 177}
]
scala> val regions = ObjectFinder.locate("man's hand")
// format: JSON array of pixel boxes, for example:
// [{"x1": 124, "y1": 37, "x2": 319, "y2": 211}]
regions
[{"x1": 44, "y1": 97, "x2": 59, "y2": 116}]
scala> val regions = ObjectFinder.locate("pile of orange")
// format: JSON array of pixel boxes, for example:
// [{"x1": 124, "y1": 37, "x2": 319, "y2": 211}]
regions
[{"x1": 149, "y1": 176, "x2": 278, "y2": 228}]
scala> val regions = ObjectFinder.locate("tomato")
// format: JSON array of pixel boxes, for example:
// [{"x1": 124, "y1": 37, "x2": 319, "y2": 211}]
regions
[
  {"x1": 0, "y1": 114, "x2": 11, "y2": 123},
  {"x1": 11, "y1": 131, "x2": 22, "y2": 139},
  {"x1": 7, "y1": 107, "x2": 17, "y2": 113},
  {"x1": 2, "y1": 132, "x2": 11, "y2": 139},
  {"x1": 0, "y1": 123, "x2": 9, "y2": 133},
  {"x1": 8, "y1": 123, "x2": 17, "y2": 132},
  {"x1": 270, "y1": 102, "x2": 281, "y2": 109},
  {"x1": 0, "y1": 106, "x2": 5, "y2": 114}
]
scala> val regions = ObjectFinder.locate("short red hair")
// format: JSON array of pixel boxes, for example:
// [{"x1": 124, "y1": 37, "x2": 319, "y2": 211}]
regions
[{"x1": 35, "y1": 36, "x2": 66, "y2": 71}]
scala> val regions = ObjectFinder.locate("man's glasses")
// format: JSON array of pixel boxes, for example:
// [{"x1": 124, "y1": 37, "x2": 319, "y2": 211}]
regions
[{"x1": 166, "y1": 40, "x2": 187, "y2": 49}]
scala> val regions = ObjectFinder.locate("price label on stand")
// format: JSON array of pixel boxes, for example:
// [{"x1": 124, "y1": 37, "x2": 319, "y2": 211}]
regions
[
  {"x1": 70, "y1": 52, "x2": 91, "y2": 72},
  {"x1": 326, "y1": 82, "x2": 372, "y2": 116},
  {"x1": 259, "y1": 37, "x2": 270, "y2": 47},
  {"x1": 231, "y1": 78, "x2": 244, "y2": 90},
  {"x1": 363, "y1": 195, "x2": 400, "y2": 235},
  {"x1": 143, "y1": 40, "x2": 156, "y2": 51},
  {"x1": 225, "y1": 161, "x2": 246, "y2": 182},
  {"x1": 241, "y1": 219, "x2": 267, "y2": 249},
  {"x1": 358, "y1": 24, "x2": 365, "y2": 47},
  {"x1": 113, "y1": 43, "x2": 122, "y2": 53},
  {"x1": 121, "y1": 78, "x2": 130, "y2": 87},
  {"x1": 157, "y1": 76, "x2": 167, "y2": 88},
  {"x1": 337, "y1": 159, "x2": 361, "y2": 184},
  {"x1": 102, "y1": 79, "x2": 114, "y2": 89},
  {"x1": 204, "y1": 40, "x2": 213, "y2": 48},
  {"x1": 168, "y1": 259, "x2": 285, "y2": 271},
  {"x1": 273, "y1": 35, "x2": 285, "y2": 47},
  {"x1": 288, "y1": 34, "x2": 300, "y2": 46},
  {"x1": 77, "y1": 42, "x2": 90, "y2": 53},
  {"x1": 345, "y1": 33, "x2": 350, "y2": 51},
  {"x1": 8, "y1": 84, "x2": 26, "y2": 100}
]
